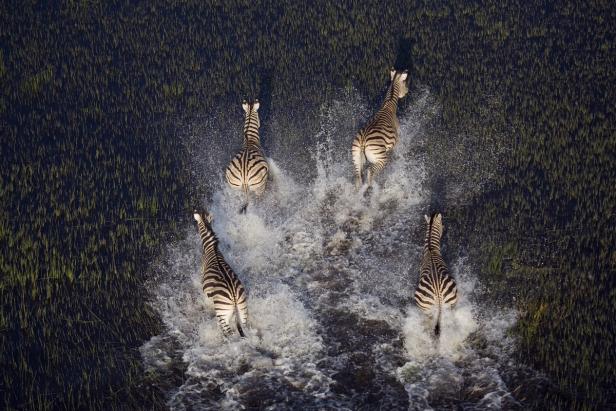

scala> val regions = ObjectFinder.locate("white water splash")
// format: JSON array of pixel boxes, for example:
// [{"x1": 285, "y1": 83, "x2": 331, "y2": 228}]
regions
[
  {"x1": 141, "y1": 89, "x2": 521, "y2": 409},
  {"x1": 141, "y1": 227, "x2": 330, "y2": 409},
  {"x1": 398, "y1": 260, "x2": 519, "y2": 410}
]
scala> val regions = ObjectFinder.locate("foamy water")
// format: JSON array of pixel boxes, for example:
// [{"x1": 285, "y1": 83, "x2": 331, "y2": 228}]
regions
[
  {"x1": 141, "y1": 89, "x2": 522, "y2": 409},
  {"x1": 399, "y1": 260, "x2": 520, "y2": 410}
]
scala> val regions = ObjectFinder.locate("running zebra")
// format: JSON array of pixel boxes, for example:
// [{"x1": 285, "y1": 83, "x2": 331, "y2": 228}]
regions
[
  {"x1": 193, "y1": 210, "x2": 248, "y2": 337},
  {"x1": 414, "y1": 213, "x2": 458, "y2": 337},
  {"x1": 225, "y1": 100, "x2": 269, "y2": 213},
  {"x1": 352, "y1": 68, "x2": 409, "y2": 188}
]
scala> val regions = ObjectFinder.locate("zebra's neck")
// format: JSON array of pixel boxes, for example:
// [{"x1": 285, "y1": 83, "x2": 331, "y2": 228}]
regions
[
  {"x1": 243, "y1": 112, "x2": 261, "y2": 147},
  {"x1": 424, "y1": 221, "x2": 442, "y2": 253},
  {"x1": 424, "y1": 241, "x2": 441, "y2": 254},
  {"x1": 197, "y1": 222, "x2": 219, "y2": 254},
  {"x1": 384, "y1": 80, "x2": 400, "y2": 108}
]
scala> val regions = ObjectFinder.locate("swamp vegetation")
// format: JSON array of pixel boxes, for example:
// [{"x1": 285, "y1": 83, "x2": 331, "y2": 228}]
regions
[{"x1": 0, "y1": 1, "x2": 614, "y2": 409}]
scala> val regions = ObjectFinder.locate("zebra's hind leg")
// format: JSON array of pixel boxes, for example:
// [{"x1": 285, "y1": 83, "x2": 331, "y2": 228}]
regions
[
  {"x1": 216, "y1": 306, "x2": 235, "y2": 337},
  {"x1": 366, "y1": 163, "x2": 381, "y2": 187},
  {"x1": 255, "y1": 181, "x2": 267, "y2": 198},
  {"x1": 236, "y1": 303, "x2": 249, "y2": 337},
  {"x1": 216, "y1": 314, "x2": 234, "y2": 337},
  {"x1": 366, "y1": 154, "x2": 389, "y2": 187},
  {"x1": 352, "y1": 140, "x2": 365, "y2": 188}
]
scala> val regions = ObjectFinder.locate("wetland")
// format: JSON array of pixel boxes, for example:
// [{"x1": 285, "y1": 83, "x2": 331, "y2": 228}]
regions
[{"x1": 1, "y1": 1, "x2": 614, "y2": 409}]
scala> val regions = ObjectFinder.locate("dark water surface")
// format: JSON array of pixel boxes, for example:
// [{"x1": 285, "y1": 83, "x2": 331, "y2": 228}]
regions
[{"x1": 1, "y1": 2, "x2": 614, "y2": 410}]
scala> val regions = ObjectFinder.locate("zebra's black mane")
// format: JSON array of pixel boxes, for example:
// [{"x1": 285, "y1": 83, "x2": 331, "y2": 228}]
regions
[
  {"x1": 196, "y1": 215, "x2": 219, "y2": 248},
  {"x1": 426, "y1": 212, "x2": 442, "y2": 252},
  {"x1": 387, "y1": 75, "x2": 399, "y2": 102}
]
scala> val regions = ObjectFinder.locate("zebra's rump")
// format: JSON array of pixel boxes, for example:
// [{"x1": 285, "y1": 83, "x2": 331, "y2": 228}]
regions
[
  {"x1": 414, "y1": 273, "x2": 458, "y2": 312},
  {"x1": 202, "y1": 258, "x2": 246, "y2": 298},
  {"x1": 352, "y1": 119, "x2": 398, "y2": 165},
  {"x1": 355, "y1": 120, "x2": 398, "y2": 145},
  {"x1": 225, "y1": 148, "x2": 269, "y2": 190},
  {"x1": 201, "y1": 259, "x2": 248, "y2": 335}
]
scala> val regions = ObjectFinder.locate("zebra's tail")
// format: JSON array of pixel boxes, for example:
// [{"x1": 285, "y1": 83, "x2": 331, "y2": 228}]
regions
[
  {"x1": 434, "y1": 303, "x2": 442, "y2": 338},
  {"x1": 352, "y1": 138, "x2": 366, "y2": 188},
  {"x1": 239, "y1": 183, "x2": 249, "y2": 214},
  {"x1": 235, "y1": 305, "x2": 246, "y2": 337}
]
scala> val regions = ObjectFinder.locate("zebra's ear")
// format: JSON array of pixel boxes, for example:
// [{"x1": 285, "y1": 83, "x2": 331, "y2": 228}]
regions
[
  {"x1": 399, "y1": 72, "x2": 408, "y2": 82},
  {"x1": 242, "y1": 101, "x2": 249, "y2": 112},
  {"x1": 206, "y1": 213, "x2": 214, "y2": 224},
  {"x1": 253, "y1": 101, "x2": 260, "y2": 111},
  {"x1": 434, "y1": 213, "x2": 443, "y2": 230},
  {"x1": 390, "y1": 68, "x2": 396, "y2": 80},
  {"x1": 193, "y1": 212, "x2": 202, "y2": 223},
  {"x1": 424, "y1": 214, "x2": 430, "y2": 224}
]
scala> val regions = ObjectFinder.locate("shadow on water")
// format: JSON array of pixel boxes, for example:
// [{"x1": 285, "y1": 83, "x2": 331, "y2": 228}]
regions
[
  {"x1": 427, "y1": 175, "x2": 447, "y2": 215},
  {"x1": 394, "y1": 37, "x2": 414, "y2": 73}
]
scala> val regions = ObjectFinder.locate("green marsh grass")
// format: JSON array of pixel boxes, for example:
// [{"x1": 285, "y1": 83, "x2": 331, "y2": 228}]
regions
[{"x1": 1, "y1": 1, "x2": 614, "y2": 409}]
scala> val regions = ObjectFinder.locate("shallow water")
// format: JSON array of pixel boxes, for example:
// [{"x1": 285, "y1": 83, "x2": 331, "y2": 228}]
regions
[
  {"x1": 4, "y1": 4, "x2": 613, "y2": 409},
  {"x1": 142, "y1": 91, "x2": 528, "y2": 409}
]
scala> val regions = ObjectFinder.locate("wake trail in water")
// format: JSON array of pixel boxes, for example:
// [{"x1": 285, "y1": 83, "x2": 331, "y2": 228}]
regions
[{"x1": 141, "y1": 89, "x2": 523, "y2": 409}]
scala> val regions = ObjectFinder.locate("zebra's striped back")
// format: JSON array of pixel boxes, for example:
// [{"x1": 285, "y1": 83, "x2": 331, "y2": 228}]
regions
[
  {"x1": 193, "y1": 210, "x2": 248, "y2": 337},
  {"x1": 352, "y1": 69, "x2": 409, "y2": 188},
  {"x1": 414, "y1": 213, "x2": 458, "y2": 336},
  {"x1": 225, "y1": 100, "x2": 269, "y2": 212}
]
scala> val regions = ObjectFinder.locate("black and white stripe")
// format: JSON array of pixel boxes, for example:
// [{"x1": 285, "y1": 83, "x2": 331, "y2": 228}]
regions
[
  {"x1": 352, "y1": 69, "x2": 409, "y2": 188},
  {"x1": 225, "y1": 100, "x2": 269, "y2": 213},
  {"x1": 414, "y1": 213, "x2": 458, "y2": 336},
  {"x1": 193, "y1": 210, "x2": 248, "y2": 337}
]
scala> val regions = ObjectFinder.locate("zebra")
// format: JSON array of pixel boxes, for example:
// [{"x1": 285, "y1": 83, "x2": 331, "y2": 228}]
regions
[
  {"x1": 352, "y1": 68, "x2": 409, "y2": 188},
  {"x1": 193, "y1": 210, "x2": 249, "y2": 337},
  {"x1": 414, "y1": 213, "x2": 458, "y2": 337},
  {"x1": 225, "y1": 99, "x2": 269, "y2": 213}
]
